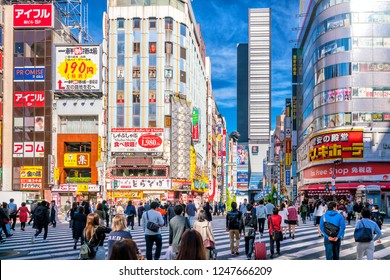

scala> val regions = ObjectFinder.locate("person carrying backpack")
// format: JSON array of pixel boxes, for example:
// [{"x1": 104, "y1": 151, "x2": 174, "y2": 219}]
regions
[
  {"x1": 226, "y1": 202, "x2": 244, "y2": 256},
  {"x1": 32, "y1": 201, "x2": 50, "y2": 243},
  {"x1": 243, "y1": 204, "x2": 257, "y2": 260},
  {"x1": 371, "y1": 205, "x2": 383, "y2": 244}
]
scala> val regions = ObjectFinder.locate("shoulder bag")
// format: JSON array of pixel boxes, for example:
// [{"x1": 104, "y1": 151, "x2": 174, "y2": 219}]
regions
[
  {"x1": 205, "y1": 221, "x2": 215, "y2": 249},
  {"x1": 79, "y1": 228, "x2": 97, "y2": 260},
  {"x1": 354, "y1": 220, "x2": 373, "y2": 242},
  {"x1": 146, "y1": 211, "x2": 160, "y2": 232},
  {"x1": 270, "y1": 216, "x2": 283, "y2": 242},
  {"x1": 323, "y1": 215, "x2": 340, "y2": 237}
]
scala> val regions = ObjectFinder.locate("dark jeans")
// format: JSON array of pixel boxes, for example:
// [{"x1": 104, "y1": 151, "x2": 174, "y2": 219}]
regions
[
  {"x1": 1, "y1": 223, "x2": 10, "y2": 236},
  {"x1": 145, "y1": 234, "x2": 162, "y2": 260},
  {"x1": 245, "y1": 236, "x2": 255, "y2": 258},
  {"x1": 10, "y1": 214, "x2": 17, "y2": 230},
  {"x1": 138, "y1": 216, "x2": 142, "y2": 226},
  {"x1": 258, "y1": 218, "x2": 266, "y2": 234},
  {"x1": 324, "y1": 238, "x2": 341, "y2": 260},
  {"x1": 50, "y1": 218, "x2": 56, "y2": 227},
  {"x1": 105, "y1": 214, "x2": 109, "y2": 227},
  {"x1": 347, "y1": 212, "x2": 352, "y2": 224},
  {"x1": 34, "y1": 224, "x2": 48, "y2": 240},
  {"x1": 74, "y1": 235, "x2": 85, "y2": 246},
  {"x1": 21, "y1": 222, "x2": 26, "y2": 230},
  {"x1": 126, "y1": 215, "x2": 135, "y2": 228},
  {"x1": 269, "y1": 234, "x2": 280, "y2": 254}
]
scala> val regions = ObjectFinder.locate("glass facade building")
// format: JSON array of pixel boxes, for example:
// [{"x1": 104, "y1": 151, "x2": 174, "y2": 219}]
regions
[{"x1": 296, "y1": 0, "x2": 390, "y2": 210}]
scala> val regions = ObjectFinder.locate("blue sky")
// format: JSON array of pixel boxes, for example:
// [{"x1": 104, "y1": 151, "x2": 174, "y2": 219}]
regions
[{"x1": 87, "y1": 0, "x2": 299, "y2": 133}]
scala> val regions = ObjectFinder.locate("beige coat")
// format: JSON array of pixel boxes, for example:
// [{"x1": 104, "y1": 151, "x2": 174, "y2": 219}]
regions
[{"x1": 193, "y1": 220, "x2": 215, "y2": 244}]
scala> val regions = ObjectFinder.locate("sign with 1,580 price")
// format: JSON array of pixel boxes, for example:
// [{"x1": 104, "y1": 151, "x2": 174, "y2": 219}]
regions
[{"x1": 54, "y1": 45, "x2": 101, "y2": 92}]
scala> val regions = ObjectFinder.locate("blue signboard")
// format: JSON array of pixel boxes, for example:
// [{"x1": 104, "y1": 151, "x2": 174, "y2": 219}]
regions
[
  {"x1": 237, "y1": 171, "x2": 249, "y2": 183},
  {"x1": 249, "y1": 172, "x2": 262, "y2": 190},
  {"x1": 286, "y1": 170, "x2": 291, "y2": 186},
  {"x1": 14, "y1": 66, "x2": 45, "y2": 82}
]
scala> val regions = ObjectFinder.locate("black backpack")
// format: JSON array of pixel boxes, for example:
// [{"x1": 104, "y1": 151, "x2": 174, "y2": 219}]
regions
[{"x1": 228, "y1": 211, "x2": 241, "y2": 229}]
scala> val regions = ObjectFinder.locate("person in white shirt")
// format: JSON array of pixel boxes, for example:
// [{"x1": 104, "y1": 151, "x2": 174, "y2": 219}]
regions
[
  {"x1": 255, "y1": 200, "x2": 267, "y2": 236},
  {"x1": 314, "y1": 200, "x2": 326, "y2": 237}
]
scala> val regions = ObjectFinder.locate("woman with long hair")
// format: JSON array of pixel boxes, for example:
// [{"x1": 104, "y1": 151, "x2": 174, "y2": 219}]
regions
[
  {"x1": 108, "y1": 239, "x2": 138, "y2": 260},
  {"x1": 193, "y1": 210, "x2": 215, "y2": 260},
  {"x1": 278, "y1": 203, "x2": 289, "y2": 239},
  {"x1": 124, "y1": 200, "x2": 136, "y2": 230},
  {"x1": 73, "y1": 206, "x2": 87, "y2": 250},
  {"x1": 107, "y1": 215, "x2": 133, "y2": 258},
  {"x1": 94, "y1": 203, "x2": 106, "y2": 226},
  {"x1": 176, "y1": 229, "x2": 206, "y2": 260},
  {"x1": 69, "y1": 202, "x2": 78, "y2": 229},
  {"x1": 84, "y1": 213, "x2": 111, "y2": 259}
]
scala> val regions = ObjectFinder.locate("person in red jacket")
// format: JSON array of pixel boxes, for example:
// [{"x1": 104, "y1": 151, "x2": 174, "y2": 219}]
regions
[
  {"x1": 267, "y1": 208, "x2": 282, "y2": 259},
  {"x1": 16, "y1": 202, "x2": 31, "y2": 231}
]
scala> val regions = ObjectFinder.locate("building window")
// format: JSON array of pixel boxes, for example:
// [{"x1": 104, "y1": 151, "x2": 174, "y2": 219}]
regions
[
  {"x1": 149, "y1": 54, "x2": 156, "y2": 66},
  {"x1": 165, "y1": 42, "x2": 173, "y2": 54},
  {"x1": 117, "y1": 67, "x2": 125, "y2": 79},
  {"x1": 117, "y1": 91, "x2": 124, "y2": 104},
  {"x1": 133, "y1": 79, "x2": 140, "y2": 91},
  {"x1": 180, "y1": 71, "x2": 186, "y2": 83},
  {"x1": 149, "y1": 91, "x2": 156, "y2": 102},
  {"x1": 133, "y1": 18, "x2": 140, "y2": 29},
  {"x1": 117, "y1": 79, "x2": 125, "y2": 91},
  {"x1": 133, "y1": 54, "x2": 140, "y2": 66},
  {"x1": 15, "y1": 42, "x2": 24, "y2": 57},
  {"x1": 149, "y1": 18, "x2": 157, "y2": 29},
  {"x1": 117, "y1": 105, "x2": 124, "y2": 128},
  {"x1": 118, "y1": 18, "x2": 125, "y2": 29},
  {"x1": 149, "y1": 42, "x2": 157, "y2": 53},
  {"x1": 133, "y1": 42, "x2": 140, "y2": 54},
  {"x1": 180, "y1": 23, "x2": 186, "y2": 36},
  {"x1": 180, "y1": 47, "x2": 186, "y2": 59},
  {"x1": 133, "y1": 68, "x2": 141, "y2": 78},
  {"x1": 165, "y1": 17, "x2": 173, "y2": 30},
  {"x1": 149, "y1": 68, "x2": 156, "y2": 78},
  {"x1": 133, "y1": 93, "x2": 140, "y2": 103},
  {"x1": 149, "y1": 121, "x2": 156, "y2": 128},
  {"x1": 149, "y1": 79, "x2": 157, "y2": 90}
]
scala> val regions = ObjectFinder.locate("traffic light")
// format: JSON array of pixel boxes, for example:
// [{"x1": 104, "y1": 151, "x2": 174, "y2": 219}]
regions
[{"x1": 325, "y1": 183, "x2": 329, "y2": 192}]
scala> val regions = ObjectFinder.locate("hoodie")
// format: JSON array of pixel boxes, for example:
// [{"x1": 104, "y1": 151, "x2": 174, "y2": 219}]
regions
[{"x1": 319, "y1": 210, "x2": 346, "y2": 239}]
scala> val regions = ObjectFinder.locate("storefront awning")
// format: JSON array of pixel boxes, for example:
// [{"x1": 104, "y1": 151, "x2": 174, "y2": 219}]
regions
[{"x1": 299, "y1": 182, "x2": 390, "y2": 191}]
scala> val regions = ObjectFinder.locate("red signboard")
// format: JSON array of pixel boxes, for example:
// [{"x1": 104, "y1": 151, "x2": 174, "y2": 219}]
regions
[
  {"x1": 13, "y1": 4, "x2": 54, "y2": 28},
  {"x1": 14, "y1": 92, "x2": 45, "y2": 107},
  {"x1": 309, "y1": 130, "x2": 363, "y2": 162},
  {"x1": 303, "y1": 162, "x2": 390, "y2": 181}
]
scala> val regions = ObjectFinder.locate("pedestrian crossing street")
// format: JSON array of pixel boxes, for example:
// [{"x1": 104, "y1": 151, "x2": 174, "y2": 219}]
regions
[{"x1": 1, "y1": 216, "x2": 389, "y2": 260}]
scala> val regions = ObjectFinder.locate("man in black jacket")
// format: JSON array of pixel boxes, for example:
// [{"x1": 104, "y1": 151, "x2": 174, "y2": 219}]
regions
[
  {"x1": 226, "y1": 202, "x2": 244, "y2": 256},
  {"x1": 32, "y1": 200, "x2": 50, "y2": 243}
]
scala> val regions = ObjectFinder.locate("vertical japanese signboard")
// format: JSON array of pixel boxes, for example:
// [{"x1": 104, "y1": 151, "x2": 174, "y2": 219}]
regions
[
  {"x1": 54, "y1": 45, "x2": 102, "y2": 92},
  {"x1": 192, "y1": 108, "x2": 199, "y2": 142},
  {"x1": 20, "y1": 166, "x2": 42, "y2": 190}
]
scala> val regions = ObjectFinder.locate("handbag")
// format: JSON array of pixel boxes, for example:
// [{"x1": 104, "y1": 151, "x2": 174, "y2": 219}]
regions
[
  {"x1": 323, "y1": 215, "x2": 340, "y2": 237},
  {"x1": 354, "y1": 220, "x2": 373, "y2": 242},
  {"x1": 79, "y1": 228, "x2": 97, "y2": 260},
  {"x1": 146, "y1": 211, "x2": 159, "y2": 232},
  {"x1": 270, "y1": 216, "x2": 283, "y2": 242},
  {"x1": 205, "y1": 239, "x2": 215, "y2": 249}
]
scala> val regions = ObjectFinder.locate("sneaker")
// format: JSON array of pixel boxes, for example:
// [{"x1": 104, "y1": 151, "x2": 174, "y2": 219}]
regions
[
  {"x1": 6, "y1": 234, "x2": 13, "y2": 238},
  {"x1": 270, "y1": 254, "x2": 274, "y2": 259},
  {"x1": 292, "y1": 235, "x2": 295, "y2": 239},
  {"x1": 247, "y1": 257, "x2": 251, "y2": 260},
  {"x1": 231, "y1": 251, "x2": 235, "y2": 256},
  {"x1": 42, "y1": 239, "x2": 48, "y2": 243},
  {"x1": 235, "y1": 251, "x2": 240, "y2": 256},
  {"x1": 32, "y1": 235, "x2": 36, "y2": 244}
]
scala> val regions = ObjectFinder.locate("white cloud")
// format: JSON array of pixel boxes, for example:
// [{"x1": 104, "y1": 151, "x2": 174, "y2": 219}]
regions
[{"x1": 213, "y1": 87, "x2": 237, "y2": 108}]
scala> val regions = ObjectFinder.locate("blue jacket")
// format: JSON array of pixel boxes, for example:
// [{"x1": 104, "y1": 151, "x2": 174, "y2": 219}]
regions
[
  {"x1": 355, "y1": 218, "x2": 382, "y2": 242},
  {"x1": 320, "y1": 210, "x2": 346, "y2": 239}
]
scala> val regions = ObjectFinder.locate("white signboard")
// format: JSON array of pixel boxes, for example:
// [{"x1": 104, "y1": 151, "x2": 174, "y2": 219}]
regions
[
  {"x1": 54, "y1": 45, "x2": 101, "y2": 92},
  {"x1": 107, "y1": 179, "x2": 171, "y2": 190},
  {"x1": 13, "y1": 142, "x2": 44, "y2": 158},
  {"x1": 111, "y1": 128, "x2": 164, "y2": 153}
]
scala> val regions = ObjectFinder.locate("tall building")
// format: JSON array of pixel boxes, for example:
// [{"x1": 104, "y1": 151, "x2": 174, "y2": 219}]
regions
[
  {"x1": 296, "y1": 0, "x2": 390, "y2": 215},
  {"x1": 106, "y1": 0, "x2": 210, "y2": 205},
  {"x1": 247, "y1": 8, "x2": 271, "y2": 202},
  {"x1": 1, "y1": 1, "x2": 102, "y2": 205},
  {"x1": 237, "y1": 43, "x2": 248, "y2": 143}
]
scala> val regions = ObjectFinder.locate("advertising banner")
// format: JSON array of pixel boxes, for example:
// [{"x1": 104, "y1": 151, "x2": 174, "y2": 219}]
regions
[
  {"x1": 111, "y1": 128, "x2": 164, "y2": 153},
  {"x1": 64, "y1": 153, "x2": 90, "y2": 168},
  {"x1": 237, "y1": 171, "x2": 249, "y2": 183},
  {"x1": 237, "y1": 145, "x2": 249, "y2": 165},
  {"x1": 13, "y1": 142, "x2": 44, "y2": 158},
  {"x1": 14, "y1": 66, "x2": 45, "y2": 82},
  {"x1": 309, "y1": 130, "x2": 363, "y2": 162},
  {"x1": 192, "y1": 108, "x2": 199, "y2": 141},
  {"x1": 13, "y1": 92, "x2": 45, "y2": 107},
  {"x1": 20, "y1": 166, "x2": 42, "y2": 190},
  {"x1": 303, "y1": 162, "x2": 390, "y2": 184},
  {"x1": 172, "y1": 179, "x2": 192, "y2": 191},
  {"x1": 13, "y1": 4, "x2": 54, "y2": 28},
  {"x1": 286, "y1": 170, "x2": 291, "y2": 186},
  {"x1": 54, "y1": 45, "x2": 101, "y2": 92},
  {"x1": 107, "y1": 191, "x2": 143, "y2": 199},
  {"x1": 107, "y1": 179, "x2": 171, "y2": 190}
]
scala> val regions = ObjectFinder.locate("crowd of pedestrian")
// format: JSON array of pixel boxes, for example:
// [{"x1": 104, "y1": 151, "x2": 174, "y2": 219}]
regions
[{"x1": 0, "y1": 196, "x2": 386, "y2": 261}]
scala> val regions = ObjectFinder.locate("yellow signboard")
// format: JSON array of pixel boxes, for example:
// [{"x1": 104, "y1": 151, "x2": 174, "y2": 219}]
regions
[
  {"x1": 108, "y1": 191, "x2": 143, "y2": 199},
  {"x1": 54, "y1": 168, "x2": 60, "y2": 181},
  {"x1": 20, "y1": 166, "x2": 42, "y2": 179},
  {"x1": 64, "y1": 153, "x2": 90, "y2": 167},
  {"x1": 58, "y1": 58, "x2": 97, "y2": 81},
  {"x1": 77, "y1": 184, "x2": 88, "y2": 192}
]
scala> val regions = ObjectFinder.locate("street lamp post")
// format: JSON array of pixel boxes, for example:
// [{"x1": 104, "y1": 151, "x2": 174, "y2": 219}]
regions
[{"x1": 67, "y1": 176, "x2": 70, "y2": 203}]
